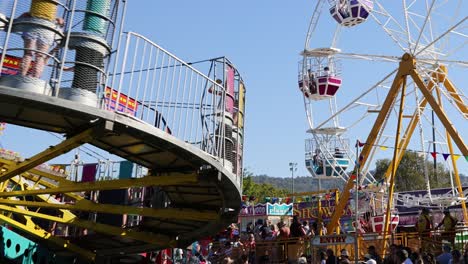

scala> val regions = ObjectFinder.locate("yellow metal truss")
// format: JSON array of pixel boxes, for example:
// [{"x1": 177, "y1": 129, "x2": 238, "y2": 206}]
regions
[{"x1": 327, "y1": 53, "x2": 468, "y2": 240}]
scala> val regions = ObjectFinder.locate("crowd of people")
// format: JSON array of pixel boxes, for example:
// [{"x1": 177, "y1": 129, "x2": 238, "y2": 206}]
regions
[{"x1": 156, "y1": 208, "x2": 462, "y2": 264}]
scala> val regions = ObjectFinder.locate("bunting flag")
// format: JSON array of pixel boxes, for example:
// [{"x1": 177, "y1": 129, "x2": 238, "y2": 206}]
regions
[
  {"x1": 349, "y1": 140, "x2": 466, "y2": 162},
  {"x1": 355, "y1": 140, "x2": 366, "y2": 147},
  {"x1": 442, "y1": 153, "x2": 450, "y2": 161}
]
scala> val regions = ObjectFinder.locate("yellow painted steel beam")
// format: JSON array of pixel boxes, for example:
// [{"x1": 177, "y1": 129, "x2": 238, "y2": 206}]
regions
[
  {"x1": 327, "y1": 60, "x2": 409, "y2": 233},
  {"x1": 1, "y1": 159, "x2": 69, "y2": 185},
  {"x1": 14, "y1": 174, "x2": 84, "y2": 201},
  {"x1": 435, "y1": 88, "x2": 468, "y2": 224},
  {"x1": 8, "y1": 175, "x2": 78, "y2": 221},
  {"x1": 411, "y1": 70, "x2": 468, "y2": 156},
  {"x1": 0, "y1": 214, "x2": 96, "y2": 260},
  {"x1": 0, "y1": 128, "x2": 95, "y2": 182},
  {"x1": 439, "y1": 65, "x2": 468, "y2": 117},
  {"x1": 0, "y1": 204, "x2": 174, "y2": 246},
  {"x1": 382, "y1": 75, "x2": 408, "y2": 255},
  {"x1": 0, "y1": 173, "x2": 198, "y2": 198},
  {"x1": 381, "y1": 67, "x2": 439, "y2": 181},
  {"x1": 0, "y1": 199, "x2": 219, "y2": 221}
]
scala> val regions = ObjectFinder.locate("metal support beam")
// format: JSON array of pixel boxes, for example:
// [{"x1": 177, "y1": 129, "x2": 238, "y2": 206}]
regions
[
  {"x1": 327, "y1": 55, "x2": 409, "y2": 234},
  {"x1": 382, "y1": 75, "x2": 407, "y2": 255},
  {"x1": 0, "y1": 204, "x2": 174, "y2": 246},
  {"x1": 380, "y1": 67, "x2": 438, "y2": 180},
  {"x1": 411, "y1": 70, "x2": 468, "y2": 156},
  {"x1": 0, "y1": 173, "x2": 198, "y2": 197},
  {"x1": 439, "y1": 65, "x2": 468, "y2": 118},
  {"x1": 0, "y1": 199, "x2": 219, "y2": 221},
  {"x1": 0, "y1": 214, "x2": 96, "y2": 260},
  {"x1": 0, "y1": 128, "x2": 95, "y2": 182},
  {"x1": 15, "y1": 173, "x2": 84, "y2": 201},
  {"x1": 434, "y1": 88, "x2": 468, "y2": 225}
]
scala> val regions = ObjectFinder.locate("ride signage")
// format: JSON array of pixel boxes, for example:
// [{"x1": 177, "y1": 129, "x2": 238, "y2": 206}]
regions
[
  {"x1": 104, "y1": 87, "x2": 138, "y2": 116},
  {"x1": 239, "y1": 204, "x2": 267, "y2": 216},
  {"x1": 267, "y1": 203, "x2": 293, "y2": 216},
  {"x1": 312, "y1": 235, "x2": 355, "y2": 246}
]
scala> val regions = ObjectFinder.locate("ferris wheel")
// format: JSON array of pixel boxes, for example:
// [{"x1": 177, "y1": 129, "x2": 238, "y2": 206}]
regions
[{"x1": 298, "y1": 0, "x2": 467, "y2": 208}]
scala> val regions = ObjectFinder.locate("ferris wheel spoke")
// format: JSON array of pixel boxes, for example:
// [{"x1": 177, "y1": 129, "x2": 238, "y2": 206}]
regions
[
  {"x1": 371, "y1": 0, "x2": 411, "y2": 53},
  {"x1": 415, "y1": 16, "x2": 467, "y2": 56},
  {"x1": 315, "y1": 68, "x2": 398, "y2": 130},
  {"x1": 412, "y1": 0, "x2": 436, "y2": 54},
  {"x1": 337, "y1": 52, "x2": 400, "y2": 63}
]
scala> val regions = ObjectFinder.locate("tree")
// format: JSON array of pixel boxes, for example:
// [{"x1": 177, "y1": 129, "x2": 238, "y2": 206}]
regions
[
  {"x1": 242, "y1": 169, "x2": 289, "y2": 202},
  {"x1": 373, "y1": 151, "x2": 451, "y2": 192}
]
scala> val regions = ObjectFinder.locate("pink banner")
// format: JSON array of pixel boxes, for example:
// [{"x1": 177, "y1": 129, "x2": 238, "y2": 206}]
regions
[{"x1": 226, "y1": 66, "x2": 235, "y2": 113}]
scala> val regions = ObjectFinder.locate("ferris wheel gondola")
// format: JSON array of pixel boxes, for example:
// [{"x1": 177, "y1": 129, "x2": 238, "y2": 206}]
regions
[{"x1": 329, "y1": 0, "x2": 373, "y2": 27}]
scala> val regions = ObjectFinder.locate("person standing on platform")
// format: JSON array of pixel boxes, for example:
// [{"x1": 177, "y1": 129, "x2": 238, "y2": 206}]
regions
[
  {"x1": 20, "y1": 0, "x2": 64, "y2": 78},
  {"x1": 416, "y1": 208, "x2": 433, "y2": 253},
  {"x1": 437, "y1": 209, "x2": 458, "y2": 247}
]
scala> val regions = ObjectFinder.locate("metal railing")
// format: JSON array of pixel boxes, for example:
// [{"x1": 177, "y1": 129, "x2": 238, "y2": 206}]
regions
[
  {"x1": 104, "y1": 32, "x2": 244, "y2": 178},
  {"x1": 0, "y1": 1, "x2": 245, "y2": 181}
]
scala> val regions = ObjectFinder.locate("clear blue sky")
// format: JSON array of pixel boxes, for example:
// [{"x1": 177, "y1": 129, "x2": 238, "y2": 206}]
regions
[{"x1": 2, "y1": 0, "x2": 467, "y2": 179}]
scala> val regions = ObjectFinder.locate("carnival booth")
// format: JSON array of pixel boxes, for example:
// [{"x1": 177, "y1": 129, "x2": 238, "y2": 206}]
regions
[{"x1": 239, "y1": 202, "x2": 294, "y2": 232}]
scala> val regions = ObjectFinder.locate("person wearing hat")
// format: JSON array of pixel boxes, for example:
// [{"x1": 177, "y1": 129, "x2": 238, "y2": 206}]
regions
[
  {"x1": 339, "y1": 249, "x2": 351, "y2": 264},
  {"x1": 364, "y1": 254, "x2": 377, "y2": 264},
  {"x1": 437, "y1": 208, "x2": 458, "y2": 247},
  {"x1": 416, "y1": 207, "x2": 433, "y2": 253}
]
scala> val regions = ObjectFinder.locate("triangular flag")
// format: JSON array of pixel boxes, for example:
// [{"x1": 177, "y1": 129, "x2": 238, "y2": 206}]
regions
[
  {"x1": 453, "y1": 155, "x2": 461, "y2": 161},
  {"x1": 430, "y1": 152, "x2": 437, "y2": 159},
  {"x1": 380, "y1": 146, "x2": 388, "y2": 151},
  {"x1": 355, "y1": 140, "x2": 366, "y2": 148},
  {"x1": 442, "y1": 154, "x2": 450, "y2": 161},
  {"x1": 359, "y1": 155, "x2": 364, "y2": 161}
]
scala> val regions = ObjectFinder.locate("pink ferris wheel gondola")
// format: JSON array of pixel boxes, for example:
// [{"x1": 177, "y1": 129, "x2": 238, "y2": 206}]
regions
[{"x1": 298, "y1": 48, "x2": 343, "y2": 101}]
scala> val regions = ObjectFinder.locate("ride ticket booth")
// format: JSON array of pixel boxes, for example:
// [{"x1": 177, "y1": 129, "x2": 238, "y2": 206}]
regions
[{"x1": 311, "y1": 234, "x2": 356, "y2": 261}]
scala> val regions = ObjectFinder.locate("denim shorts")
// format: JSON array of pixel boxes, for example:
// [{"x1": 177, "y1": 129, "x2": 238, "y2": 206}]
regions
[{"x1": 22, "y1": 29, "x2": 55, "y2": 46}]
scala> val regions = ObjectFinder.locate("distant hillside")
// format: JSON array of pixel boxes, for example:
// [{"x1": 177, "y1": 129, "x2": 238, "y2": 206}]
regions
[
  {"x1": 250, "y1": 175, "x2": 343, "y2": 193},
  {"x1": 250, "y1": 174, "x2": 468, "y2": 194}
]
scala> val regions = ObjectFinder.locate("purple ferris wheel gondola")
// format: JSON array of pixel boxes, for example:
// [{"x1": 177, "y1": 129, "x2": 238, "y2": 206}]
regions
[{"x1": 329, "y1": 0, "x2": 373, "y2": 27}]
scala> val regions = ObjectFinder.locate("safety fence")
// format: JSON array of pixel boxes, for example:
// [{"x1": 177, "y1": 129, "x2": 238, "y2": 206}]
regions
[{"x1": 206, "y1": 229, "x2": 468, "y2": 263}]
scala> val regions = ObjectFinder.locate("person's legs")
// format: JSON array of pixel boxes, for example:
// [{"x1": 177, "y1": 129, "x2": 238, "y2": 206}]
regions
[
  {"x1": 32, "y1": 39, "x2": 50, "y2": 78},
  {"x1": 20, "y1": 36, "x2": 36, "y2": 76}
]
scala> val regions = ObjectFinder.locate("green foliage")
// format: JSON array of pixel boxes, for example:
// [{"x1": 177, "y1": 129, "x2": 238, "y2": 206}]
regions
[
  {"x1": 373, "y1": 151, "x2": 451, "y2": 191},
  {"x1": 241, "y1": 169, "x2": 341, "y2": 201},
  {"x1": 242, "y1": 169, "x2": 289, "y2": 202}
]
